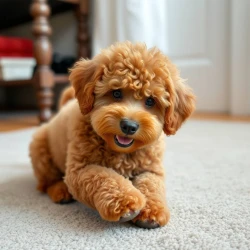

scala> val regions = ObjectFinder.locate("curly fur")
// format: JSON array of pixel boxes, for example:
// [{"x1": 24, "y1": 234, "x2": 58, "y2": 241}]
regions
[{"x1": 29, "y1": 42, "x2": 195, "y2": 228}]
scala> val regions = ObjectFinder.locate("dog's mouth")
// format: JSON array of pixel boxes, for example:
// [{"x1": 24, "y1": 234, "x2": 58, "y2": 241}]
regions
[{"x1": 114, "y1": 135, "x2": 134, "y2": 148}]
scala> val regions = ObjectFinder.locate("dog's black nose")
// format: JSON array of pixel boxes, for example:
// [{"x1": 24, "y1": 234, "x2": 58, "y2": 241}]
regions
[{"x1": 120, "y1": 119, "x2": 139, "y2": 135}]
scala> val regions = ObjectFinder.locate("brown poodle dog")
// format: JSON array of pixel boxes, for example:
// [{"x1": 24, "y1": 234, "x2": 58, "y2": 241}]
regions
[{"x1": 29, "y1": 42, "x2": 195, "y2": 229}]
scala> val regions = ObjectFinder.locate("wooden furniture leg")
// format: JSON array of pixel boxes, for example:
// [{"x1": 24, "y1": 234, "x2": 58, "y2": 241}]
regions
[
  {"x1": 30, "y1": 0, "x2": 54, "y2": 123},
  {"x1": 75, "y1": 0, "x2": 91, "y2": 59}
]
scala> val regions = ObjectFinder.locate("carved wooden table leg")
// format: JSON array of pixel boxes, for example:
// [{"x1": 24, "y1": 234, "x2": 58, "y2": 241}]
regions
[
  {"x1": 30, "y1": 0, "x2": 54, "y2": 123},
  {"x1": 75, "y1": 0, "x2": 91, "y2": 59}
]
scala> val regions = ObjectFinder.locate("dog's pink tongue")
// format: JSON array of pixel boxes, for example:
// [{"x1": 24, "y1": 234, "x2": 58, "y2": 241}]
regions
[{"x1": 116, "y1": 135, "x2": 133, "y2": 145}]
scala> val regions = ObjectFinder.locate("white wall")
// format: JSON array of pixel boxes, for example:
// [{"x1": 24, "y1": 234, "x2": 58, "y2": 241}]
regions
[{"x1": 92, "y1": 0, "x2": 250, "y2": 115}]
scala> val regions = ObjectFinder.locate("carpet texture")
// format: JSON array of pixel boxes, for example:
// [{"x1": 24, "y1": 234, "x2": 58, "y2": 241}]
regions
[{"x1": 0, "y1": 120, "x2": 250, "y2": 250}]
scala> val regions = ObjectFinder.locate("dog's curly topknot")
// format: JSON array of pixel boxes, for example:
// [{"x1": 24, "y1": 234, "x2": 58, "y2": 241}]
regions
[{"x1": 101, "y1": 42, "x2": 170, "y2": 101}]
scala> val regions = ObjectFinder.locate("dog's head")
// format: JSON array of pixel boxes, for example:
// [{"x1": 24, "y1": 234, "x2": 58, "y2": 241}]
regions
[{"x1": 69, "y1": 42, "x2": 195, "y2": 153}]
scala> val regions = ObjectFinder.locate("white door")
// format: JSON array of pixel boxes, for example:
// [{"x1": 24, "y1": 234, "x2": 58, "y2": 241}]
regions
[
  {"x1": 166, "y1": 0, "x2": 229, "y2": 112},
  {"x1": 93, "y1": 0, "x2": 230, "y2": 112}
]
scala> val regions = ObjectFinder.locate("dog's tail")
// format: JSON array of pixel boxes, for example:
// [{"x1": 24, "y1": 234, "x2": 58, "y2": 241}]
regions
[{"x1": 58, "y1": 86, "x2": 75, "y2": 109}]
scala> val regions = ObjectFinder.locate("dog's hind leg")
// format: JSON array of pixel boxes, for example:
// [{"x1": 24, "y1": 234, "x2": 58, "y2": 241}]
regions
[
  {"x1": 29, "y1": 124, "x2": 73, "y2": 204},
  {"x1": 46, "y1": 180, "x2": 73, "y2": 204}
]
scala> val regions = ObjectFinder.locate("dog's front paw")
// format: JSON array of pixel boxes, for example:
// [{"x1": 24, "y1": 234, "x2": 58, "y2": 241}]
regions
[
  {"x1": 95, "y1": 187, "x2": 146, "y2": 222},
  {"x1": 132, "y1": 200, "x2": 170, "y2": 229}
]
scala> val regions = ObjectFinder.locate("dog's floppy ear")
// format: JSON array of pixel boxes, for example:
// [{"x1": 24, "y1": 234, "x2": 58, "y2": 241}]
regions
[
  {"x1": 164, "y1": 77, "x2": 195, "y2": 136},
  {"x1": 69, "y1": 59, "x2": 104, "y2": 115}
]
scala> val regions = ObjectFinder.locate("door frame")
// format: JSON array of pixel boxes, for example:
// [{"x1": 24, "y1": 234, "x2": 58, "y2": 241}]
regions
[{"x1": 230, "y1": 0, "x2": 250, "y2": 115}]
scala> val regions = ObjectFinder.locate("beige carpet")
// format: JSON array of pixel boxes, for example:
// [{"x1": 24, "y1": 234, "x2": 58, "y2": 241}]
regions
[{"x1": 0, "y1": 120, "x2": 250, "y2": 250}]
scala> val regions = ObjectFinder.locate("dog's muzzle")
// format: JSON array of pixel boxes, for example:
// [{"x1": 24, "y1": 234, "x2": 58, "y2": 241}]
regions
[{"x1": 113, "y1": 119, "x2": 139, "y2": 148}]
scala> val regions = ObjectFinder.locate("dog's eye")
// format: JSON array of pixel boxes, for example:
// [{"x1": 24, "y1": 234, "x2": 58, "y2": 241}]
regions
[
  {"x1": 145, "y1": 97, "x2": 155, "y2": 108},
  {"x1": 112, "y1": 89, "x2": 123, "y2": 100}
]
